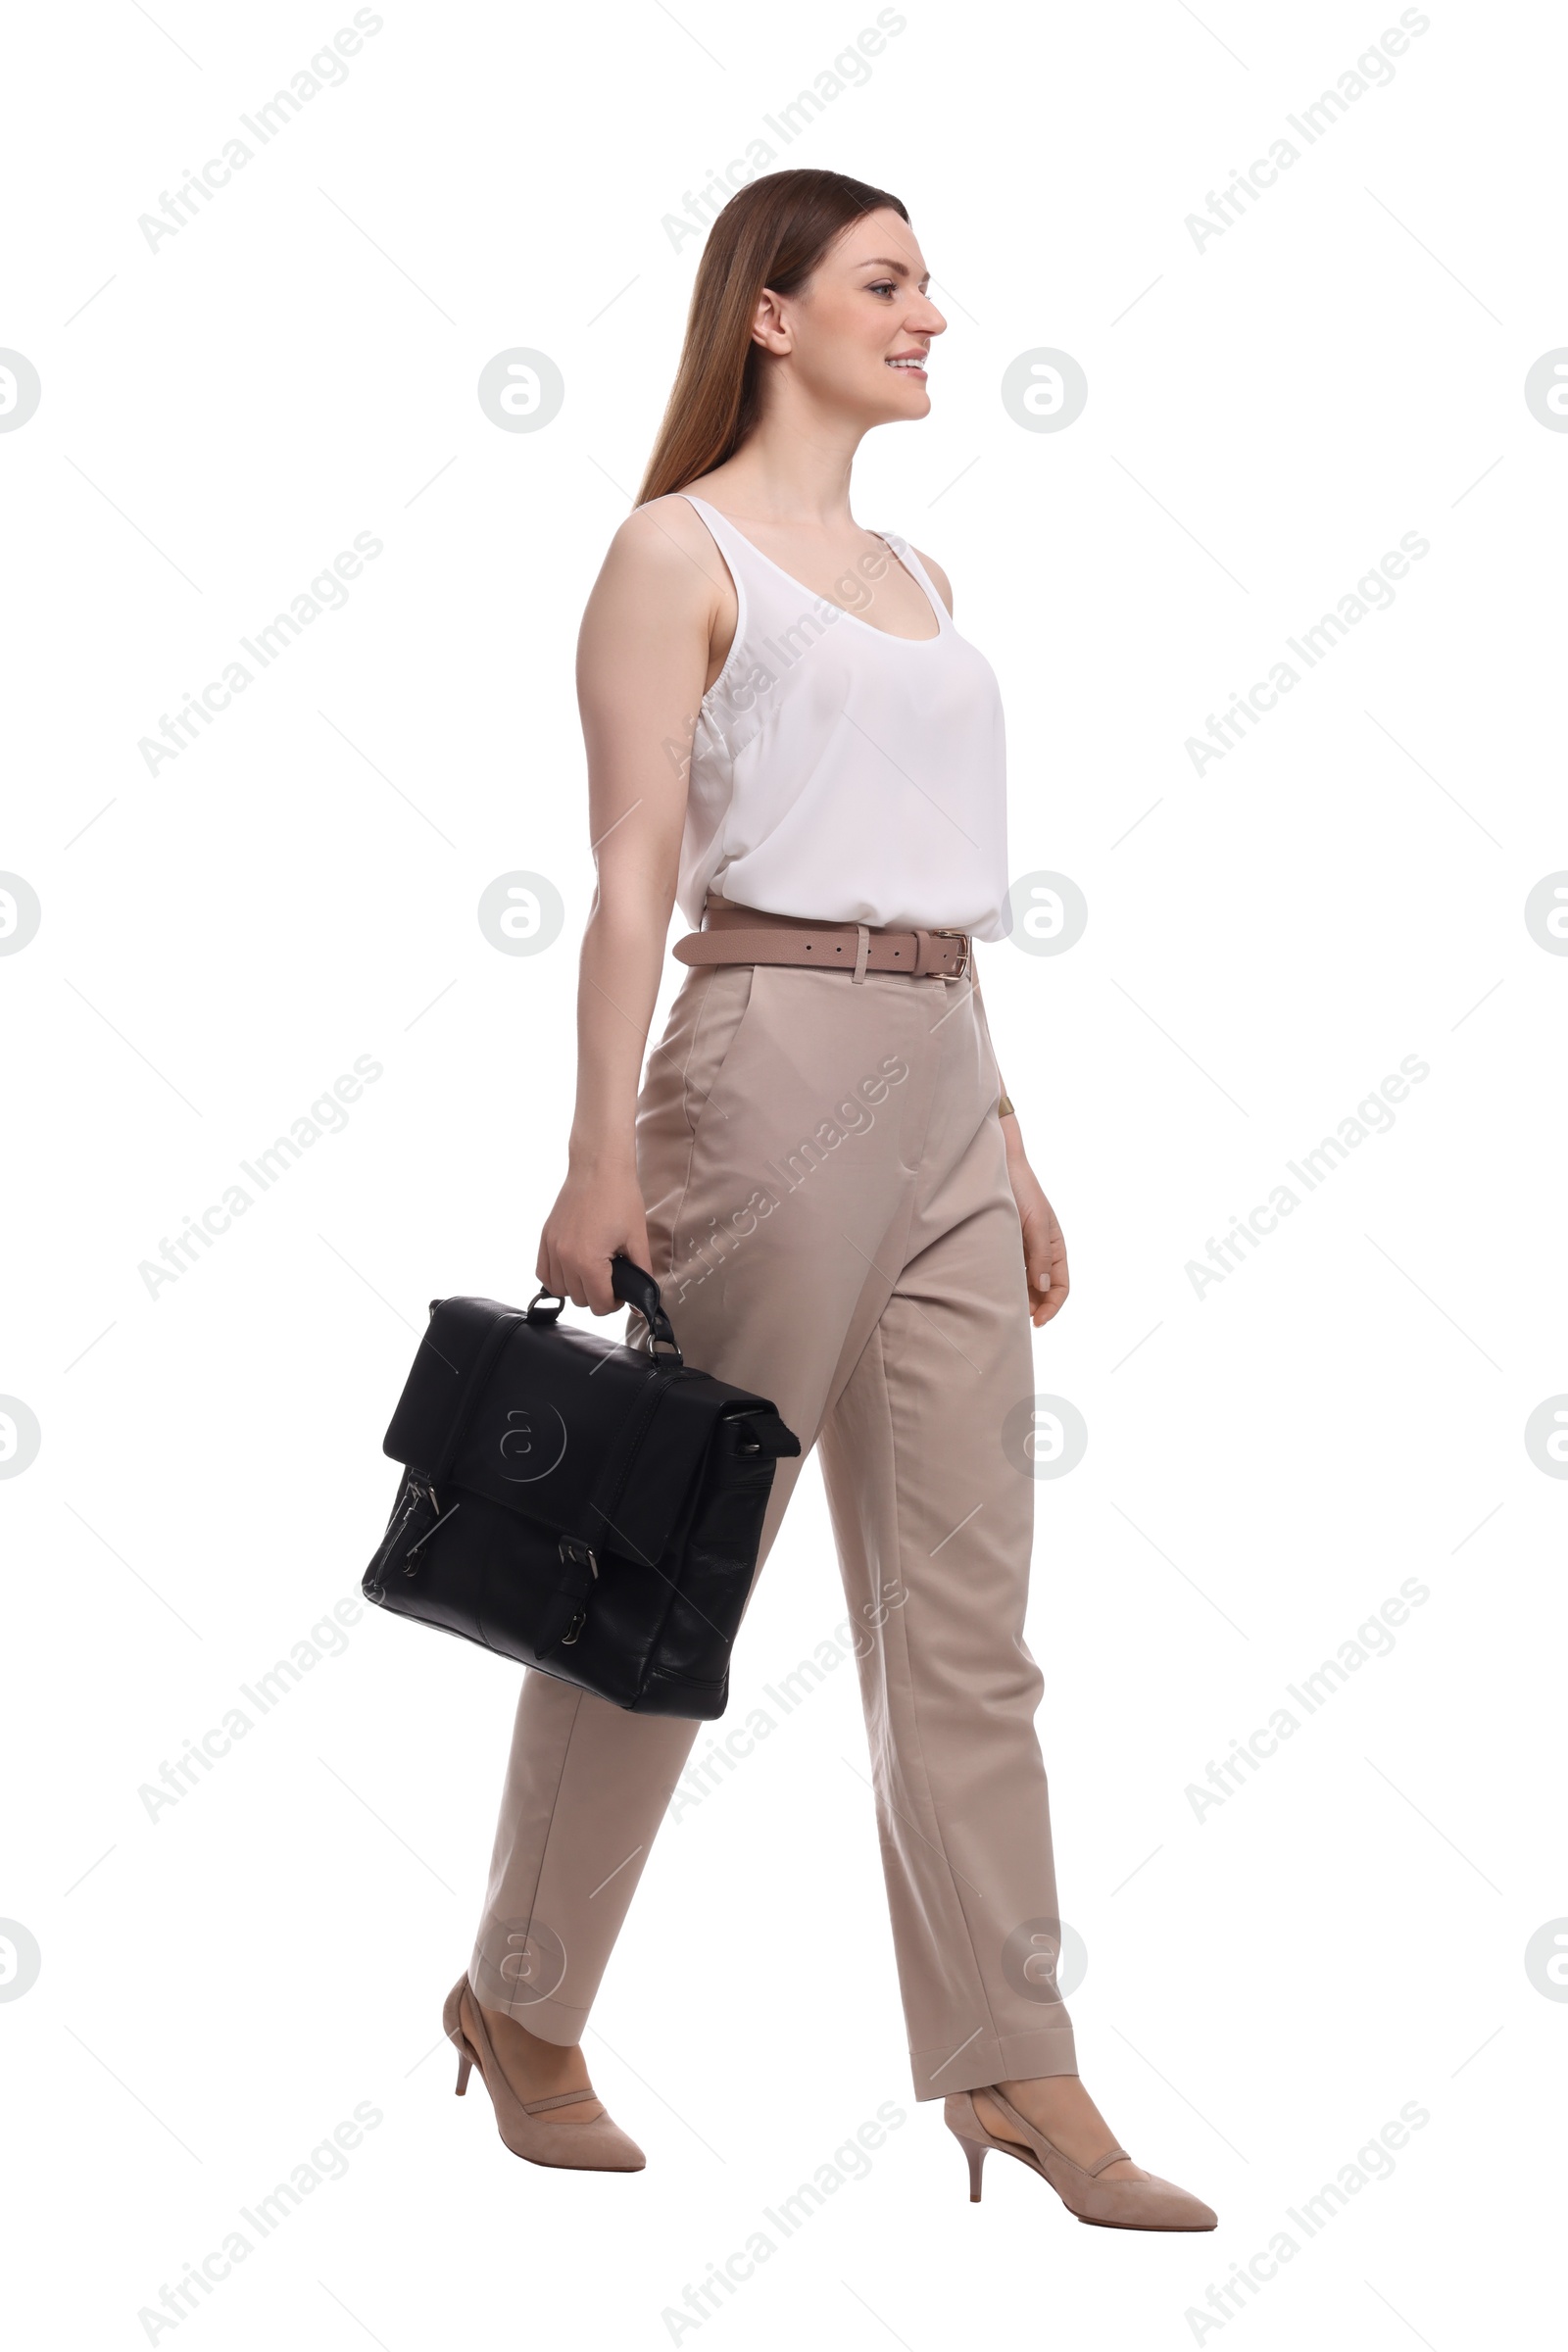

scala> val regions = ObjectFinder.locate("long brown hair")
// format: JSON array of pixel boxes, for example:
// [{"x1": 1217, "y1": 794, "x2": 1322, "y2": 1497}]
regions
[{"x1": 634, "y1": 169, "x2": 908, "y2": 508}]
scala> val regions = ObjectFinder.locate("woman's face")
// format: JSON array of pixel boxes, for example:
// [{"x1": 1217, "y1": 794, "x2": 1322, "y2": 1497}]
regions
[{"x1": 758, "y1": 205, "x2": 947, "y2": 423}]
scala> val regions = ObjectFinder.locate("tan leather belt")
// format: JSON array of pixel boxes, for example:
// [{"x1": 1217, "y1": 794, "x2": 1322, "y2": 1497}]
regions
[{"x1": 672, "y1": 894, "x2": 971, "y2": 982}]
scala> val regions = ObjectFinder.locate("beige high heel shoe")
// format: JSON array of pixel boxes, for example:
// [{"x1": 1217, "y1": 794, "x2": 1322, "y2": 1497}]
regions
[
  {"x1": 443, "y1": 1977, "x2": 646, "y2": 2172},
  {"x1": 946, "y1": 2086, "x2": 1216, "y2": 2230}
]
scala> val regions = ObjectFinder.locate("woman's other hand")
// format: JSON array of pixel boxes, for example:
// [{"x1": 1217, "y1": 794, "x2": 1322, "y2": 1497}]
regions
[{"x1": 1003, "y1": 1128, "x2": 1069, "y2": 1326}]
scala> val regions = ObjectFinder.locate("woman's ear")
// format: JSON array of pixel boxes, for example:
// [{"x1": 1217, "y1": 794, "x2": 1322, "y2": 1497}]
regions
[{"x1": 751, "y1": 286, "x2": 792, "y2": 356}]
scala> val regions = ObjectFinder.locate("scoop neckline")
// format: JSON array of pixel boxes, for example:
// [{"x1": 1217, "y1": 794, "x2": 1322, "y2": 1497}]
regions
[{"x1": 682, "y1": 493, "x2": 947, "y2": 647}]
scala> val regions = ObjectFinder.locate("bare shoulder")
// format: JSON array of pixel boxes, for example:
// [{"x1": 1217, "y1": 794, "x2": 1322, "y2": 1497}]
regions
[
  {"x1": 908, "y1": 544, "x2": 954, "y2": 615},
  {"x1": 581, "y1": 496, "x2": 730, "y2": 665},
  {"x1": 602, "y1": 492, "x2": 722, "y2": 592}
]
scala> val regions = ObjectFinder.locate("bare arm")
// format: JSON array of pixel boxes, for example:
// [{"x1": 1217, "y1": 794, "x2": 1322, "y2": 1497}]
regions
[{"x1": 536, "y1": 499, "x2": 723, "y2": 1314}]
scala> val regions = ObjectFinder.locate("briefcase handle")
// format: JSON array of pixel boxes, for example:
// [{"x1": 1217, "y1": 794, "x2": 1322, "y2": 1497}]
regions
[{"x1": 525, "y1": 1253, "x2": 683, "y2": 1366}]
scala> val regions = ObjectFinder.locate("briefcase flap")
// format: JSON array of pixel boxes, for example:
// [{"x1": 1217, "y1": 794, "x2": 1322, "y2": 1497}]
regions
[
  {"x1": 382, "y1": 1296, "x2": 522, "y2": 1476},
  {"x1": 382, "y1": 1298, "x2": 756, "y2": 1568}
]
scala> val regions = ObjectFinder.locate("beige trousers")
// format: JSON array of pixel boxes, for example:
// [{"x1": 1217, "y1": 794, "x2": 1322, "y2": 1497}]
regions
[{"x1": 470, "y1": 943, "x2": 1079, "y2": 2099}]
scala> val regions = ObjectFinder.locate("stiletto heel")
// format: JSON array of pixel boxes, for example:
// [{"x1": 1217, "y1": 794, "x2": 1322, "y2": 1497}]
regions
[
  {"x1": 944, "y1": 2088, "x2": 1216, "y2": 2231},
  {"x1": 442, "y1": 1976, "x2": 646, "y2": 2172}
]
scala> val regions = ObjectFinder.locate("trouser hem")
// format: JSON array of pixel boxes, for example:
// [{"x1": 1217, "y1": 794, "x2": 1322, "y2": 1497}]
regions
[
  {"x1": 910, "y1": 2021, "x2": 1080, "y2": 2103},
  {"x1": 464, "y1": 1964, "x2": 590, "y2": 2049}
]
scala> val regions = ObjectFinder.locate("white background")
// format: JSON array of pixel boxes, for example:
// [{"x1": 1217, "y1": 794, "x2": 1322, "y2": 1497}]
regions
[{"x1": 3, "y1": 1, "x2": 1564, "y2": 2345}]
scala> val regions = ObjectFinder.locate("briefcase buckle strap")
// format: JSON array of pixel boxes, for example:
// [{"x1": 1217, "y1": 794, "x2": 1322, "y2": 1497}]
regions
[
  {"x1": 402, "y1": 1488, "x2": 462, "y2": 1575},
  {"x1": 557, "y1": 1536, "x2": 599, "y2": 1645}
]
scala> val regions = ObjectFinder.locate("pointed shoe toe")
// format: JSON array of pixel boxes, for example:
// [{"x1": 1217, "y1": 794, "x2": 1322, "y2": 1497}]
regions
[
  {"x1": 1074, "y1": 2169, "x2": 1218, "y2": 2231},
  {"x1": 443, "y1": 1975, "x2": 646, "y2": 2173},
  {"x1": 944, "y1": 2085, "x2": 1216, "y2": 2231}
]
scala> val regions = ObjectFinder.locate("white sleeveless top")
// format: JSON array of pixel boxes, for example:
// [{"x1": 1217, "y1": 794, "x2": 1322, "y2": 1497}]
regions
[{"x1": 674, "y1": 493, "x2": 1010, "y2": 942}]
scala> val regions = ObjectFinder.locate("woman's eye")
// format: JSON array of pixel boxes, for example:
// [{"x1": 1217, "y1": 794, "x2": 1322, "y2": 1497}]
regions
[{"x1": 867, "y1": 280, "x2": 896, "y2": 296}]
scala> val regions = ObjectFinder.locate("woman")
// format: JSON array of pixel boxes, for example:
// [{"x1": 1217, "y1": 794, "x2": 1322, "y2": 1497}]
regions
[{"x1": 443, "y1": 168, "x2": 1216, "y2": 2231}]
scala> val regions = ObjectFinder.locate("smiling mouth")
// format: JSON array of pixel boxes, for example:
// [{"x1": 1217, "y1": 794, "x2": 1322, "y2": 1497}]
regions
[{"x1": 886, "y1": 356, "x2": 927, "y2": 372}]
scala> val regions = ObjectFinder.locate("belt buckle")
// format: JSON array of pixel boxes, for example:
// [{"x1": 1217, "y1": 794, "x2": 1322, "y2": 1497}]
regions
[{"x1": 930, "y1": 927, "x2": 970, "y2": 980}]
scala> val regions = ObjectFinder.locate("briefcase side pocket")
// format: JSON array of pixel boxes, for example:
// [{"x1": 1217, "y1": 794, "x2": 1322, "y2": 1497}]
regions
[{"x1": 364, "y1": 1473, "x2": 444, "y2": 1601}]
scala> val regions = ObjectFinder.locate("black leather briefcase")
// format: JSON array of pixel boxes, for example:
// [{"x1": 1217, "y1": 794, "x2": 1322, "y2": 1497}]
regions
[{"x1": 362, "y1": 1257, "x2": 801, "y2": 1719}]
